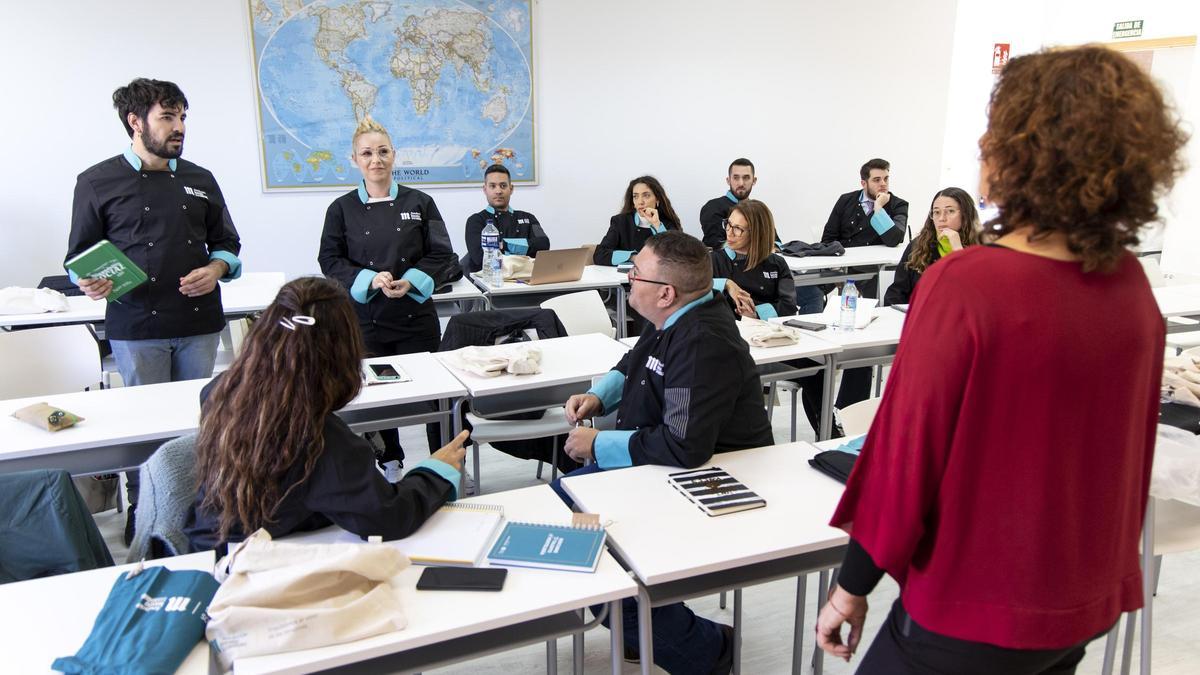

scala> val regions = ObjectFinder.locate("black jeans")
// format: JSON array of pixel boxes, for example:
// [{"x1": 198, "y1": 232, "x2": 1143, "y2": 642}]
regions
[
  {"x1": 364, "y1": 334, "x2": 443, "y2": 460},
  {"x1": 857, "y1": 600, "x2": 1099, "y2": 675}
]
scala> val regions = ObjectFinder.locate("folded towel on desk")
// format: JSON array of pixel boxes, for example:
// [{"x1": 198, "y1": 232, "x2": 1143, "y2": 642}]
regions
[
  {"x1": 0, "y1": 286, "x2": 70, "y2": 314},
  {"x1": 736, "y1": 318, "x2": 802, "y2": 347},
  {"x1": 442, "y1": 344, "x2": 543, "y2": 377}
]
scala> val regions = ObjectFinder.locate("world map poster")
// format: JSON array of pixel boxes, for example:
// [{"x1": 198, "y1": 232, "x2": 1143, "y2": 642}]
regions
[{"x1": 247, "y1": 0, "x2": 535, "y2": 190}]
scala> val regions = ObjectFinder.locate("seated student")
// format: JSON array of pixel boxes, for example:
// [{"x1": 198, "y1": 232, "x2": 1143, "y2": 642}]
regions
[
  {"x1": 593, "y1": 175, "x2": 682, "y2": 266},
  {"x1": 557, "y1": 232, "x2": 773, "y2": 675},
  {"x1": 461, "y1": 163, "x2": 550, "y2": 273},
  {"x1": 884, "y1": 187, "x2": 981, "y2": 306},
  {"x1": 184, "y1": 277, "x2": 469, "y2": 552},
  {"x1": 699, "y1": 158, "x2": 757, "y2": 248}
]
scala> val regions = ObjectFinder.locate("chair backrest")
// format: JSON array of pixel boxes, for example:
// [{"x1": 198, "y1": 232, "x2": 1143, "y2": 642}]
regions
[
  {"x1": 128, "y1": 434, "x2": 199, "y2": 561},
  {"x1": 1153, "y1": 498, "x2": 1200, "y2": 556},
  {"x1": 1138, "y1": 256, "x2": 1166, "y2": 288},
  {"x1": 0, "y1": 325, "x2": 102, "y2": 398},
  {"x1": 839, "y1": 397, "x2": 882, "y2": 437},
  {"x1": 539, "y1": 290, "x2": 614, "y2": 338}
]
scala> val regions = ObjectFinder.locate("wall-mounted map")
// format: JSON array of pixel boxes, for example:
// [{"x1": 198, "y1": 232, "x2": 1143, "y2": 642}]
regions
[{"x1": 248, "y1": 0, "x2": 535, "y2": 190}]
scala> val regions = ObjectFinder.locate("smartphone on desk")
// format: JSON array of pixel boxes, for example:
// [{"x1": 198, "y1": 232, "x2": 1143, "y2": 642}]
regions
[
  {"x1": 783, "y1": 319, "x2": 827, "y2": 331},
  {"x1": 416, "y1": 566, "x2": 507, "y2": 592}
]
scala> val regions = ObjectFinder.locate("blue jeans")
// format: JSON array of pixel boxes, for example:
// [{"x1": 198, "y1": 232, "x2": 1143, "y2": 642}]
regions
[
  {"x1": 110, "y1": 331, "x2": 221, "y2": 502},
  {"x1": 794, "y1": 284, "x2": 827, "y2": 315},
  {"x1": 552, "y1": 464, "x2": 727, "y2": 674}
]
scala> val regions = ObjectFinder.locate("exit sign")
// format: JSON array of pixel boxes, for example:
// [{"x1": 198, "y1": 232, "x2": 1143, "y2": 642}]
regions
[{"x1": 1113, "y1": 20, "x2": 1144, "y2": 39}]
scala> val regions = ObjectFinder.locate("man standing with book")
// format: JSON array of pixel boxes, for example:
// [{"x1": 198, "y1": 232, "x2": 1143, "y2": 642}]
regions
[
  {"x1": 556, "y1": 231, "x2": 773, "y2": 675},
  {"x1": 65, "y1": 78, "x2": 242, "y2": 542}
]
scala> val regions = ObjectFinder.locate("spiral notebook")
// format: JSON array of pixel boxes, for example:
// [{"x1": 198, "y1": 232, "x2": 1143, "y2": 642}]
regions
[
  {"x1": 486, "y1": 514, "x2": 606, "y2": 573},
  {"x1": 394, "y1": 502, "x2": 505, "y2": 567},
  {"x1": 667, "y1": 467, "x2": 766, "y2": 516}
]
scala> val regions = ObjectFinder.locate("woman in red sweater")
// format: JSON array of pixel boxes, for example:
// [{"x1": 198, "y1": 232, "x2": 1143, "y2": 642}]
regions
[{"x1": 815, "y1": 46, "x2": 1187, "y2": 673}]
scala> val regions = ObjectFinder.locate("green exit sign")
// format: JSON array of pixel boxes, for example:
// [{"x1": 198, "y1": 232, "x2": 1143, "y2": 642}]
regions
[{"x1": 1113, "y1": 20, "x2": 1144, "y2": 39}]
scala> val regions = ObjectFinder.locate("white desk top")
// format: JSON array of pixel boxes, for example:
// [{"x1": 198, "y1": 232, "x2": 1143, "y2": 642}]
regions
[
  {"x1": 471, "y1": 265, "x2": 627, "y2": 296},
  {"x1": 562, "y1": 442, "x2": 849, "y2": 586},
  {"x1": 0, "y1": 551, "x2": 216, "y2": 675},
  {"x1": 235, "y1": 485, "x2": 637, "y2": 674},
  {"x1": 622, "y1": 328, "x2": 841, "y2": 366},
  {"x1": 783, "y1": 244, "x2": 904, "y2": 274},
  {"x1": 0, "y1": 352, "x2": 465, "y2": 468},
  {"x1": 437, "y1": 333, "x2": 631, "y2": 397},
  {"x1": 1153, "y1": 284, "x2": 1200, "y2": 318},
  {"x1": 774, "y1": 306, "x2": 906, "y2": 351},
  {"x1": 434, "y1": 277, "x2": 486, "y2": 303}
]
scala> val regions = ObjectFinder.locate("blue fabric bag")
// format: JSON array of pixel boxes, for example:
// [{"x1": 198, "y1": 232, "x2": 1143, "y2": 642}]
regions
[{"x1": 52, "y1": 565, "x2": 219, "y2": 675}]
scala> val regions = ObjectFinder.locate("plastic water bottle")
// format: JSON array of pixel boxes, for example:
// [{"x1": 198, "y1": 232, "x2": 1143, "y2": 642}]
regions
[
  {"x1": 839, "y1": 280, "x2": 859, "y2": 332},
  {"x1": 481, "y1": 218, "x2": 501, "y2": 287}
]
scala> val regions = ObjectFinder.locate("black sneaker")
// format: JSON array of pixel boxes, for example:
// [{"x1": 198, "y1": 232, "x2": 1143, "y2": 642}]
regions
[
  {"x1": 623, "y1": 645, "x2": 640, "y2": 663},
  {"x1": 710, "y1": 623, "x2": 735, "y2": 675},
  {"x1": 124, "y1": 502, "x2": 137, "y2": 547}
]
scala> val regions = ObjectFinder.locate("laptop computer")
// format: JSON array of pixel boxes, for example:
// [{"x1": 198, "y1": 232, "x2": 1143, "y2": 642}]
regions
[{"x1": 525, "y1": 247, "x2": 591, "y2": 285}]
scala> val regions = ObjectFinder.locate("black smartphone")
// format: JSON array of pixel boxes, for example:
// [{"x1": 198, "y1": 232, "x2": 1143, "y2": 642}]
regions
[
  {"x1": 369, "y1": 363, "x2": 402, "y2": 379},
  {"x1": 416, "y1": 566, "x2": 507, "y2": 592},
  {"x1": 784, "y1": 319, "x2": 827, "y2": 331}
]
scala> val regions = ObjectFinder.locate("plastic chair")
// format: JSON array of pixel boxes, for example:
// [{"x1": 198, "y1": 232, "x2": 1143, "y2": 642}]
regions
[
  {"x1": 0, "y1": 325, "x2": 102, "y2": 398},
  {"x1": 463, "y1": 408, "x2": 573, "y2": 494},
  {"x1": 837, "y1": 397, "x2": 882, "y2": 437},
  {"x1": 540, "y1": 290, "x2": 614, "y2": 338}
]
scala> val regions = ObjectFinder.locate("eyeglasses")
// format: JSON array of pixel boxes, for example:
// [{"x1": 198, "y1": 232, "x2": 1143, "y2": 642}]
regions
[
  {"x1": 930, "y1": 207, "x2": 959, "y2": 219},
  {"x1": 627, "y1": 264, "x2": 672, "y2": 287},
  {"x1": 722, "y1": 219, "x2": 747, "y2": 236}
]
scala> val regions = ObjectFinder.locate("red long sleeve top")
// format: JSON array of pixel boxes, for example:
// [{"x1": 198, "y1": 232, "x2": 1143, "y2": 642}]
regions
[{"x1": 830, "y1": 245, "x2": 1164, "y2": 649}]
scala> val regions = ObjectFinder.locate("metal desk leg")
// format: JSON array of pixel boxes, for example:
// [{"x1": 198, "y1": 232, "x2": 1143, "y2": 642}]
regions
[
  {"x1": 1120, "y1": 611, "x2": 1136, "y2": 675},
  {"x1": 720, "y1": 591, "x2": 727, "y2": 609},
  {"x1": 616, "y1": 285, "x2": 628, "y2": 339},
  {"x1": 638, "y1": 586, "x2": 654, "y2": 675},
  {"x1": 1140, "y1": 500, "x2": 1155, "y2": 675},
  {"x1": 573, "y1": 609, "x2": 585, "y2": 675},
  {"x1": 873, "y1": 364, "x2": 883, "y2": 396},
  {"x1": 732, "y1": 588, "x2": 743, "y2": 675},
  {"x1": 790, "y1": 388, "x2": 798, "y2": 442},
  {"x1": 546, "y1": 637, "x2": 558, "y2": 675},
  {"x1": 610, "y1": 598, "x2": 624, "y2": 675},
  {"x1": 1100, "y1": 620, "x2": 1119, "y2": 675},
  {"x1": 792, "y1": 574, "x2": 807, "y2": 675},
  {"x1": 819, "y1": 355, "x2": 836, "y2": 441}
]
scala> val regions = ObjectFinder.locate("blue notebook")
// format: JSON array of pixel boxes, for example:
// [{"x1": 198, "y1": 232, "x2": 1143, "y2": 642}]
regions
[{"x1": 486, "y1": 521, "x2": 606, "y2": 573}]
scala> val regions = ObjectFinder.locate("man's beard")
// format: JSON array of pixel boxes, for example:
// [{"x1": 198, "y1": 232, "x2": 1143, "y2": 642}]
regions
[
  {"x1": 144, "y1": 129, "x2": 184, "y2": 159},
  {"x1": 733, "y1": 186, "x2": 752, "y2": 199}
]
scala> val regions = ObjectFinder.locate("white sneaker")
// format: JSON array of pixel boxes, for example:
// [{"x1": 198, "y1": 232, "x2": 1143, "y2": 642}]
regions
[
  {"x1": 462, "y1": 471, "x2": 478, "y2": 496},
  {"x1": 381, "y1": 460, "x2": 404, "y2": 484}
]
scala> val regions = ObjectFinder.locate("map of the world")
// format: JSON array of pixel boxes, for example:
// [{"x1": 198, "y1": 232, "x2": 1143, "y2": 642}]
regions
[{"x1": 248, "y1": 0, "x2": 535, "y2": 190}]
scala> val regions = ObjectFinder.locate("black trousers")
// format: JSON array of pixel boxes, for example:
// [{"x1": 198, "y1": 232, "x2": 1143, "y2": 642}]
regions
[
  {"x1": 363, "y1": 333, "x2": 443, "y2": 461},
  {"x1": 856, "y1": 600, "x2": 1098, "y2": 675},
  {"x1": 833, "y1": 274, "x2": 879, "y2": 410}
]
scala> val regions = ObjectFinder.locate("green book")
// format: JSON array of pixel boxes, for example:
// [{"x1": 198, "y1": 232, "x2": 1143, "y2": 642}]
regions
[{"x1": 65, "y1": 240, "x2": 147, "y2": 302}]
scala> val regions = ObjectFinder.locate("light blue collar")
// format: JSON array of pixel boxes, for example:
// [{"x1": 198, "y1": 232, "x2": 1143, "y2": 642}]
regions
[
  {"x1": 663, "y1": 291, "x2": 714, "y2": 330},
  {"x1": 358, "y1": 180, "x2": 399, "y2": 203},
  {"x1": 859, "y1": 190, "x2": 871, "y2": 205},
  {"x1": 723, "y1": 246, "x2": 738, "y2": 260},
  {"x1": 485, "y1": 205, "x2": 514, "y2": 215},
  {"x1": 725, "y1": 190, "x2": 739, "y2": 204},
  {"x1": 123, "y1": 146, "x2": 177, "y2": 172},
  {"x1": 633, "y1": 212, "x2": 667, "y2": 234}
]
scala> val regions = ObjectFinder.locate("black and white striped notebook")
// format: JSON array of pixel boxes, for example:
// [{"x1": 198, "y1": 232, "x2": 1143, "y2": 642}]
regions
[{"x1": 667, "y1": 467, "x2": 766, "y2": 517}]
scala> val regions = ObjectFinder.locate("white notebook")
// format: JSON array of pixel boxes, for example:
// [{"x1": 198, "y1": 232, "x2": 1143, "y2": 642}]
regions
[{"x1": 394, "y1": 503, "x2": 505, "y2": 566}]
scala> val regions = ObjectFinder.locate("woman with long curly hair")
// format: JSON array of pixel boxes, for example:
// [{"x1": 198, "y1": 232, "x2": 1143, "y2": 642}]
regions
[
  {"x1": 884, "y1": 186, "x2": 982, "y2": 306},
  {"x1": 593, "y1": 175, "x2": 683, "y2": 267},
  {"x1": 184, "y1": 277, "x2": 468, "y2": 552},
  {"x1": 817, "y1": 46, "x2": 1186, "y2": 673}
]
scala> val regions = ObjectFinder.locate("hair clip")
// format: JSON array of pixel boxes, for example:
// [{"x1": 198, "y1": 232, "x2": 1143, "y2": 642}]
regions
[{"x1": 279, "y1": 315, "x2": 317, "y2": 331}]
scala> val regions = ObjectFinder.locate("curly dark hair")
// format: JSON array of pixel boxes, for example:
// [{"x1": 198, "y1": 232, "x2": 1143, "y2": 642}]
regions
[
  {"x1": 195, "y1": 277, "x2": 365, "y2": 541},
  {"x1": 620, "y1": 175, "x2": 682, "y2": 230},
  {"x1": 980, "y1": 45, "x2": 1187, "y2": 272},
  {"x1": 112, "y1": 78, "x2": 188, "y2": 138},
  {"x1": 908, "y1": 187, "x2": 982, "y2": 274}
]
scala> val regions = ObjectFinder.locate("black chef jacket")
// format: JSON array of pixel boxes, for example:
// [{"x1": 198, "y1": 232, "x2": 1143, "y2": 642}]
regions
[
  {"x1": 588, "y1": 293, "x2": 774, "y2": 468},
  {"x1": 593, "y1": 212, "x2": 680, "y2": 266},
  {"x1": 711, "y1": 248, "x2": 797, "y2": 319},
  {"x1": 820, "y1": 189, "x2": 909, "y2": 248},
  {"x1": 698, "y1": 191, "x2": 739, "y2": 248},
  {"x1": 318, "y1": 182, "x2": 460, "y2": 344},
  {"x1": 462, "y1": 206, "x2": 550, "y2": 273},
  {"x1": 65, "y1": 150, "x2": 242, "y2": 340}
]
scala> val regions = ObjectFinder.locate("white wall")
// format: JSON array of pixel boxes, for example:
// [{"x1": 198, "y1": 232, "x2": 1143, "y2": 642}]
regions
[{"x1": 0, "y1": 0, "x2": 957, "y2": 288}]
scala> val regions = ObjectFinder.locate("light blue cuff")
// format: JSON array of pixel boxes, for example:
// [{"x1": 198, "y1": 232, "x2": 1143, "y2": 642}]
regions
[
  {"x1": 68, "y1": 269, "x2": 80, "y2": 284},
  {"x1": 594, "y1": 430, "x2": 636, "y2": 469},
  {"x1": 612, "y1": 250, "x2": 633, "y2": 265},
  {"x1": 869, "y1": 209, "x2": 895, "y2": 237},
  {"x1": 351, "y1": 268, "x2": 380, "y2": 304},
  {"x1": 209, "y1": 251, "x2": 242, "y2": 281},
  {"x1": 401, "y1": 268, "x2": 435, "y2": 303},
  {"x1": 755, "y1": 303, "x2": 778, "y2": 320},
  {"x1": 713, "y1": 278, "x2": 728, "y2": 292},
  {"x1": 834, "y1": 435, "x2": 867, "y2": 456},
  {"x1": 586, "y1": 369, "x2": 625, "y2": 414},
  {"x1": 411, "y1": 459, "x2": 462, "y2": 501},
  {"x1": 503, "y1": 238, "x2": 529, "y2": 255}
]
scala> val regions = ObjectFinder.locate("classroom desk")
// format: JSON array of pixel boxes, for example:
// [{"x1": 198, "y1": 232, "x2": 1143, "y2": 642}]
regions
[
  {"x1": 437, "y1": 333, "x2": 632, "y2": 493},
  {"x1": 0, "y1": 352, "x2": 467, "y2": 476},
  {"x1": 781, "y1": 244, "x2": 904, "y2": 289},
  {"x1": 469, "y1": 265, "x2": 631, "y2": 337},
  {"x1": 1154, "y1": 283, "x2": 1200, "y2": 334},
  {"x1": 1, "y1": 551, "x2": 217, "y2": 675},
  {"x1": 562, "y1": 441, "x2": 849, "y2": 675},
  {"x1": 237, "y1": 485, "x2": 637, "y2": 675}
]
